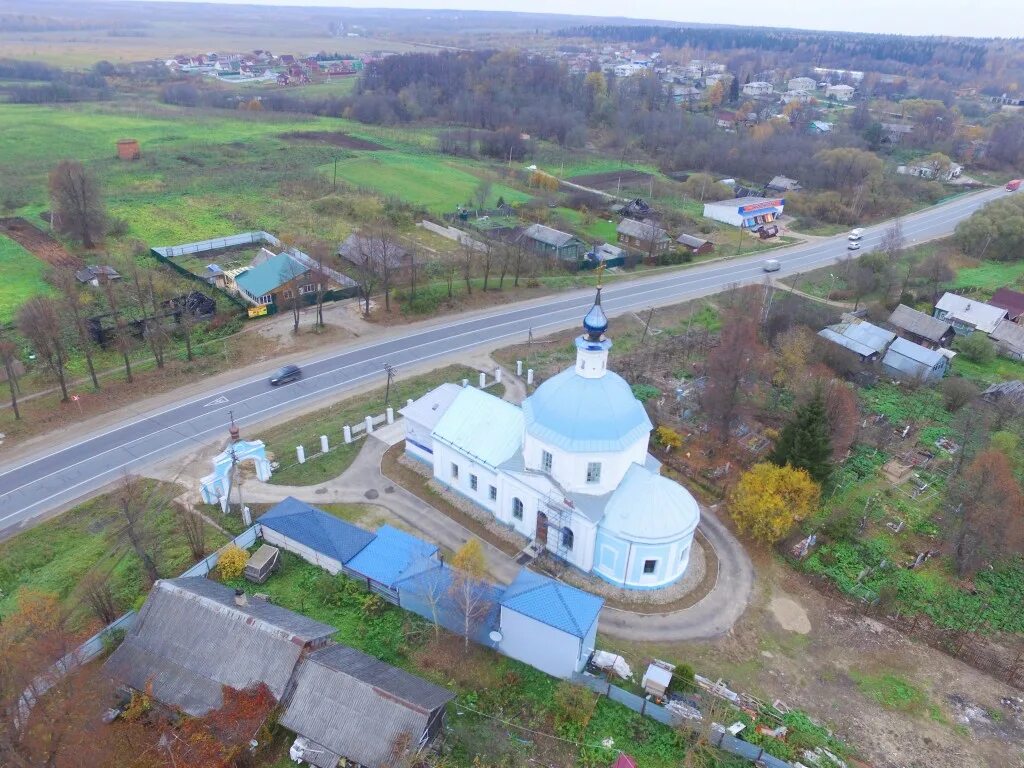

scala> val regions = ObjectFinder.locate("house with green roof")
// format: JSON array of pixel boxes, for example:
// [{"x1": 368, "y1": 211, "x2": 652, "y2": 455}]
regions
[{"x1": 233, "y1": 252, "x2": 322, "y2": 307}]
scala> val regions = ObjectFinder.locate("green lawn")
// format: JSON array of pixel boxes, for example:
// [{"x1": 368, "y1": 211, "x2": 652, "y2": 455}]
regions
[
  {"x1": 0, "y1": 480, "x2": 226, "y2": 630},
  {"x1": 0, "y1": 233, "x2": 53, "y2": 322},
  {"x1": 324, "y1": 151, "x2": 531, "y2": 215},
  {"x1": 951, "y1": 260, "x2": 1024, "y2": 293},
  {"x1": 260, "y1": 365, "x2": 501, "y2": 485}
]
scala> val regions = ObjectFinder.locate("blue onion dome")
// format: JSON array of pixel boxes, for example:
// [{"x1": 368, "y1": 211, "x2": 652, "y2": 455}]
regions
[{"x1": 583, "y1": 288, "x2": 608, "y2": 340}]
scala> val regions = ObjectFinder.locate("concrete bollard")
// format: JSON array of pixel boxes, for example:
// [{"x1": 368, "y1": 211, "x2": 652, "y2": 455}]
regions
[
  {"x1": 479, "y1": 372, "x2": 486, "y2": 388},
  {"x1": 343, "y1": 425, "x2": 352, "y2": 444},
  {"x1": 495, "y1": 367, "x2": 502, "y2": 383},
  {"x1": 296, "y1": 445, "x2": 306, "y2": 464},
  {"x1": 462, "y1": 378, "x2": 469, "y2": 388},
  {"x1": 527, "y1": 368, "x2": 534, "y2": 385},
  {"x1": 320, "y1": 435, "x2": 329, "y2": 453},
  {"x1": 365, "y1": 415, "x2": 374, "y2": 434},
  {"x1": 516, "y1": 360, "x2": 523, "y2": 376},
  {"x1": 386, "y1": 407, "x2": 395, "y2": 424}
]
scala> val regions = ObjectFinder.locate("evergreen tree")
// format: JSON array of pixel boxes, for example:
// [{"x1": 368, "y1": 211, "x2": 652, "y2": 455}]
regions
[
  {"x1": 770, "y1": 389, "x2": 832, "y2": 483},
  {"x1": 728, "y1": 74, "x2": 739, "y2": 104}
]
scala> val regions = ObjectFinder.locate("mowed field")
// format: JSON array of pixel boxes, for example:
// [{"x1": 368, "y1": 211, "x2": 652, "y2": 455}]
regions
[{"x1": 0, "y1": 233, "x2": 53, "y2": 322}]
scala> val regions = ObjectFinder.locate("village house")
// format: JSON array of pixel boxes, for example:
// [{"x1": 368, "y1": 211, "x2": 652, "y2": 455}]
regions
[
  {"x1": 517, "y1": 223, "x2": 587, "y2": 261},
  {"x1": 988, "y1": 288, "x2": 1024, "y2": 323},
  {"x1": 234, "y1": 252, "x2": 317, "y2": 307},
  {"x1": 675, "y1": 233, "x2": 714, "y2": 256},
  {"x1": 990, "y1": 320, "x2": 1024, "y2": 360},
  {"x1": 766, "y1": 175, "x2": 802, "y2": 193},
  {"x1": 400, "y1": 291, "x2": 701, "y2": 590},
  {"x1": 742, "y1": 81, "x2": 774, "y2": 97},
  {"x1": 616, "y1": 218, "x2": 670, "y2": 256},
  {"x1": 780, "y1": 90, "x2": 814, "y2": 105},
  {"x1": 887, "y1": 304, "x2": 955, "y2": 348},
  {"x1": 881, "y1": 337, "x2": 950, "y2": 382},
  {"x1": 826, "y1": 83, "x2": 856, "y2": 101},
  {"x1": 809, "y1": 120, "x2": 834, "y2": 134},
  {"x1": 897, "y1": 161, "x2": 963, "y2": 182},
  {"x1": 934, "y1": 292, "x2": 1008, "y2": 335},
  {"x1": 881, "y1": 123, "x2": 914, "y2": 144},
  {"x1": 787, "y1": 76, "x2": 818, "y2": 92},
  {"x1": 818, "y1": 319, "x2": 895, "y2": 363}
]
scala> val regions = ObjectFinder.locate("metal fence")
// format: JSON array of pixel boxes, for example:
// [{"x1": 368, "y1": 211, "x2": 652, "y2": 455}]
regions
[
  {"x1": 572, "y1": 674, "x2": 793, "y2": 768},
  {"x1": 152, "y1": 231, "x2": 279, "y2": 259}
]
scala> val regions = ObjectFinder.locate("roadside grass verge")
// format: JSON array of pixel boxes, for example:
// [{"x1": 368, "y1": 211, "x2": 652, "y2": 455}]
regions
[
  {"x1": 0, "y1": 233, "x2": 54, "y2": 322},
  {"x1": 260, "y1": 365, "x2": 498, "y2": 486}
]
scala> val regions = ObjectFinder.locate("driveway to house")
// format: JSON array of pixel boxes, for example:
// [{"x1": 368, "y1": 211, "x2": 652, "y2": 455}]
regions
[
  {"x1": 0, "y1": 185, "x2": 1010, "y2": 535},
  {"x1": 169, "y1": 422, "x2": 754, "y2": 642}
]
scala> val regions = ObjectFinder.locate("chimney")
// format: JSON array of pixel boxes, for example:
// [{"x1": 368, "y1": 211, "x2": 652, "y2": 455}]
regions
[{"x1": 234, "y1": 588, "x2": 247, "y2": 607}]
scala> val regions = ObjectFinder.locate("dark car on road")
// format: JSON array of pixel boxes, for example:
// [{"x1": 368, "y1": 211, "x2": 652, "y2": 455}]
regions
[{"x1": 269, "y1": 364, "x2": 302, "y2": 386}]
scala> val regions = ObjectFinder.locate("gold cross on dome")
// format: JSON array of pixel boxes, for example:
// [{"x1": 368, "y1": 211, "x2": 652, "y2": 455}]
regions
[{"x1": 595, "y1": 262, "x2": 606, "y2": 287}]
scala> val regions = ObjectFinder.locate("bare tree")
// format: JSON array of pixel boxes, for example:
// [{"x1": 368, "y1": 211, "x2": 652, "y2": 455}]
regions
[
  {"x1": 702, "y1": 299, "x2": 768, "y2": 440},
  {"x1": 115, "y1": 474, "x2": 161, "y2": 585},
  {"x1": 174, "y1": 501, "x2": 207, "y2": 561},
  {"x1": 16, "y1": 297, "x2": 70, "y2": 402},
  {"x1": 949, "y1": 449, "x2": 1024, "y2": 576},
  {"x1": 51, "y1": 267, "x2": 100, "y2": 390},
  {"x1": 79, "y1": 570, "x2": 120, "y2": 625},
  {"x1": 480, "y1": 239, "x2": 495, "y2": 292},
  {"x1": 101, "y1": 277, "x2": 134, "y2": 383},
  {"x1": 460, "y1": 239, "x2": 475, "y2": 295},
  {"x1": 0, "y1": 337, "x2": 21, "y2": 420},
  {"x1": 448, "y1": 540, "x2": 491, "y2": 650},
  {"x1": 49, "y1": 160, "x2": 105, "y2": 249},
  {"x1": 128, "y1": 265, "x2": 170, "y2": 369},
  {"x1": 351, "y1": 225, "x2": 401, "y2": 315}
]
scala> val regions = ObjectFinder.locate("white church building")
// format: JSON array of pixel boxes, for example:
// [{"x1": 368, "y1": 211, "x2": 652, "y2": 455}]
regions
[{"x1": 400, "y1": 290, "x2": 701, "y2": 590}]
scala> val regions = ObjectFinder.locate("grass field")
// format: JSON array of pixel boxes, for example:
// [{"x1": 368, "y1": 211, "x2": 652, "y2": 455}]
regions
[
  {"x1": 0, "y1": 233, "x2": 53, "y2": 322},
  {"x1": 951, "y1": 260, "x2": 1024, "y2": 293},
  {"x1": 0, "y1": 480, "x2": 227, "y2": 631}
]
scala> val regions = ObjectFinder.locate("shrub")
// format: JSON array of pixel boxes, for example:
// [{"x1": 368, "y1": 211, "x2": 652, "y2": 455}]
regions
[
  {"x1": 552, "y1": 681, "x2": 598, "y2": 739},
  {"x1": 940, "y1": 377, "x2": 978, "y2": 412},
  {"x1": 654, "y1": 426, "x2": 683, "y2": 451},
  {"x1": 631, "y1": 383, "x2": 661, "y2": 402},
  {"x1": 954, "y1": 332, "x2": 995, "y2": 364},
  {"x1": 216, "y1": 544, "x2": 249, "y2": 580}
]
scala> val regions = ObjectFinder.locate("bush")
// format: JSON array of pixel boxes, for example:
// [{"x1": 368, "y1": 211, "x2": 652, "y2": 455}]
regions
[
  {"x1": 631, "y1": 383, "x2": 661, "y2": 402},
  {"x1": 954, "y1": 332, "x2": 995, "y2": 364},
  {"x1": 216, "y1": 544, "x2": 249, "y2": 580},
  {"x1": 654, "y1": 426, "x2": 683, "y2": 451},
  {"x1": 552, "y1": 681, "x2": 598, "y2": 739},
  {"x1": 940, "y1": 377, "x2": 978, "y2": 412}
]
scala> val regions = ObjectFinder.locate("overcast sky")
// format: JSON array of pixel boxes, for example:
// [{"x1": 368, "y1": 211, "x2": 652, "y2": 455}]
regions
[{"x1": 140, "y1": 0, "x2": 1022, "y2": 38}]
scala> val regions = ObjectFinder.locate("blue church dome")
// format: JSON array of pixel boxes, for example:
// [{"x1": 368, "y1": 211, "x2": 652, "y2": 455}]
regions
[
  {"x1": 523, "y1": 368, "x2": 653, "y2": 453},
  {"x1": 582, "y1": 288, "x2": 608, "y2": 340}
]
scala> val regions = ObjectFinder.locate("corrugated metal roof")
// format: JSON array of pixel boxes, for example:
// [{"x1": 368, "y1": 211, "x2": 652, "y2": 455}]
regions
[
  {"x1": 104, "y1": 578, "x2": 335, "y2": 716},
  {"x1": 280, "y1": 643, "x2": 454, "y2": 768},
  {"x1": 818, "y1": 321, "x2": 895, "y2": 358},
  {"x1": 346, "y1": 525, "x2": 438, "y2": 588},
  {"x1": 519, "y1": 223, "x2": 579, "y2": 248},
  {"x1": 887, "y1": 304, "x2": 952, "y2": 343},
  {"x1": 523, "y1": 368, "x2": 653, "y2": 453},
  {"x1": 500, "y1": 570, "x2": 603, "y2": 639},
  {"x1": 431, "y1": 387, "x2": 524, "y2": 469},
  {"x1": 616, "y1": 218, "x2": 668, "y2": 242},
  {"x1": 935, "y1": 293, "x2": 1007, "y2": 333},
  {"x1": 259, "y1": 497, "x2": 376, "y2": 564},
  {"x1": 601, "y1": 463, "x2": 700, "y2": 542},
  {"x1": 881, "y1": 337, "x2": 946, "y2": 380},
  {"x1": 398, "y1": 383, "x2": 463, "y2": 431},
  {"x1": 235, "y1": 252, "x2": 308, "y2": 298}
]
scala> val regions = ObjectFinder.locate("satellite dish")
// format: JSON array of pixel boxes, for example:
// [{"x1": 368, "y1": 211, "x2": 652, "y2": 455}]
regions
[{"x1": 488, "y1": 630, "x2": 503, "y2": 644}]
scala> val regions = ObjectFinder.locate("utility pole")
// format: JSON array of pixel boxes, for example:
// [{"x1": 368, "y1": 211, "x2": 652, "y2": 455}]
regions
[
  {"x1": 383, "y1": 362, "x2": 396, "y2": 407},
  {"x1": 640, "y1": 307, "x2": 655, "y2": 346},
  {"x1": 333, "y1": 156, "x2": 339, "y2": 190}
]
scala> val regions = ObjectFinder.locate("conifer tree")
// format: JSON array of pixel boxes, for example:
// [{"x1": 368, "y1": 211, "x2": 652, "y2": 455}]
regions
[{"x1": 770, "y1": 389, "x2": 832, "y2": 483}]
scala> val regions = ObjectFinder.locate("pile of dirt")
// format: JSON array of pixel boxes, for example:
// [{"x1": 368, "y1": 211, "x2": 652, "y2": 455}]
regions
[
  {"x1": 0, "y1": 217, "x2": 82, "y2": 268},
  {"x1": 278, "y1": 130, "x2": 388, "y2": 150}
]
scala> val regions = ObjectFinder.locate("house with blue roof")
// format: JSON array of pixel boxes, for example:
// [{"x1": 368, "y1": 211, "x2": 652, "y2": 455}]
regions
[
  {"x1": 497, "y1": 570, "x2": 603, "y2": 678},
  {"x1": 258, "y1": 497, "x2": 376, "y2": 574},
  {"x1": 401, "y1": 288, "x2": 701, "y2": 590}
]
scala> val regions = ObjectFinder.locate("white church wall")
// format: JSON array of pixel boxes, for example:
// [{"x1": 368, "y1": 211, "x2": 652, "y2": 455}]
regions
[
  {"x1": 592, "y1": 528, "x2": 695, "y2": 589},
  {"x1": 432, "y1": 442, "x2": 501, "y2": 513},
  {"x1": 521, "y1": 433, "x2": 649, "y2": 495}
]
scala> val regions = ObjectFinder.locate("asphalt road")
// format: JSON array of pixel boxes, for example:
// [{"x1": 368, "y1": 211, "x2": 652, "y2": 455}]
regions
[{"x1": 0, "y1": 185, "x2": 1012, "y2": 534}]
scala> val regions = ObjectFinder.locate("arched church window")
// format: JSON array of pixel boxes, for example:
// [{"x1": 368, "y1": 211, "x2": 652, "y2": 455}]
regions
[{"x1": 561, "y1": 527, "x2": 574, "y2": 550}]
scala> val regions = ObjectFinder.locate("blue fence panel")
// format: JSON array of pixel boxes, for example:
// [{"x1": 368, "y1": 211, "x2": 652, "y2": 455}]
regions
[{"x1": 179, "y1": 524, "x2": 260, "y2": 578}]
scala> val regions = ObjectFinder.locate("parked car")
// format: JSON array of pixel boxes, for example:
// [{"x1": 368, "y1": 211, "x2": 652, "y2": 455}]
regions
[
  {"x1": 269, "y1": 364, "x2": 302, "y2": 386},
  {"x1": 762, "y1": 259, "x2": 781, "y2": 272},
  {"x1": 847, "y1": 241, "x2": 862, "y2": 251}
]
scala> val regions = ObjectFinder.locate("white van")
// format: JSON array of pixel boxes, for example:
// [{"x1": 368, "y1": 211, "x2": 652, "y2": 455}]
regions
[
  {"x1": 762, "y1": 259, "x2": 781, "y2": 272},
  {"x1": 848, "y1": 228, "x2": 865, "y2": 241}
]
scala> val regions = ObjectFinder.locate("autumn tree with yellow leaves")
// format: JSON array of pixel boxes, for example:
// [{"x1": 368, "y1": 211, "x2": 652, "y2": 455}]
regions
[{"x1": 729, "y1": 462, "x2": 820, "y2": 543}]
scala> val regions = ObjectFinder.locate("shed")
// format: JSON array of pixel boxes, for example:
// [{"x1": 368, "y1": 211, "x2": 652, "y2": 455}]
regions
[
  {"x1": 990, "y1": 319, "x2": 1024, "y2": 359},
  {"x1": 934, "y1": 292, "x2": 1007, "y2": 335},
  {"x1": 887, "y1": 304, "x2": 954, "y2": 347},
  {"x1": 258, "y1": 496, "x2": 375, "y2": 574},
  {"x1": 675, "y1": 233, "x2": 714, "y2": 255},
  {"x1": 399, "y1": 382, "x2": 463, "y2": 462},
  {"x1": 280, "y1": 643, "x2": 454, "y2": 768},
  {"x1": 497, "y1": 570, "x2": 603, "y2": 679},
  {"x1": 881, "y1": 337, "x2": 949, "y2": 382},
  {"x1": 345, "y1": 525, "x2": 438, "y2": 589},
  {"x1": 104, "y1": 578, "x2": 335, "y2": 716},
  {"x1": 642, "y1": 661, "x2": 674, "y2": 697},
  {"x1": 818, "y1": 320, "x2": 896, "y2": 361},
  {"x1": 75, "y1": 265, "x2": 122, "y2": 286},
  {"x1": 989, "y1": 288, "x2": 1024, "y2": 322},
  {"x1": 244, "y1": 544, "x2": 280, "y2": 584},
  {"x1": 982, "y1": 380, "x2": 1024, "y2": 408},
  {"x1": 766, "y1": 175, "x2": 802, "y2": 192}
]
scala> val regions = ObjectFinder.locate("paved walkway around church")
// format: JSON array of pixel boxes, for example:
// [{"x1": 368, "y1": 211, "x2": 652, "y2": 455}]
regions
[{"x1": 227, "y1": 417, "x2": 755, "y2": 643}]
